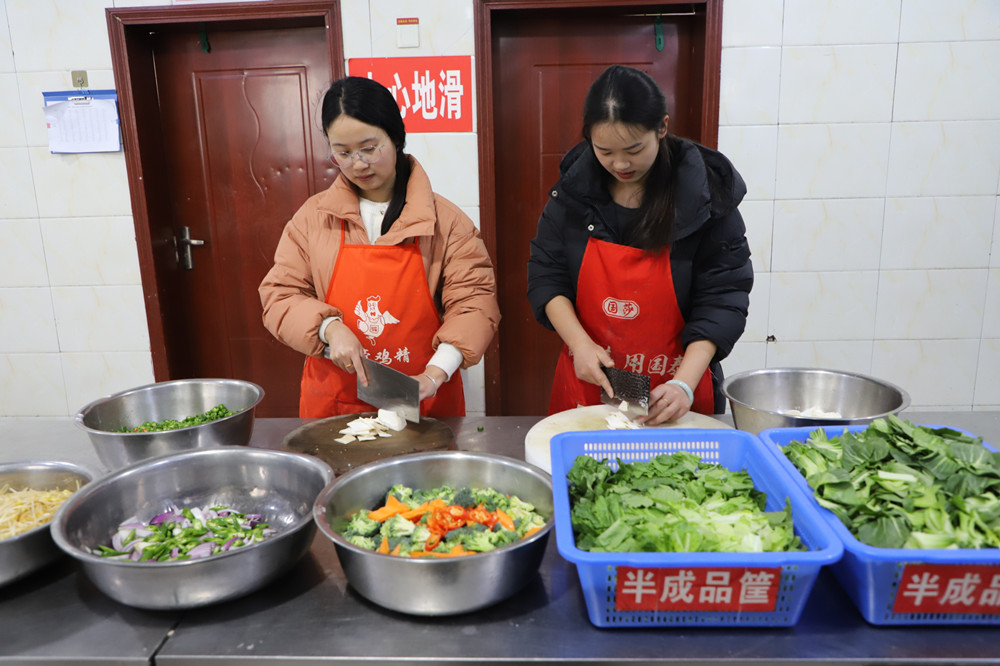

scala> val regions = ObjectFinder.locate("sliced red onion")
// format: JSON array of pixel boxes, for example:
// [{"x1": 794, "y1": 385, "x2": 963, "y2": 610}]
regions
[
  {"x1": 112, "y1": 531, "x2": 125, "y2": 552},
  {"x1": 149, "y1": 511, "x2": 178, "y2": 526},
  {"x1": 170, "y1": 547, "x2": 179, "y2": 558},
  {"x1": 130, "y1": 550, "x2": 141, "y2": 561},
  {"x1": 220, "y1": 536, "x2": 238, "y2": 552},
  {"x1": 187, "y1": 542, "x2": 215, "y2": 559}
]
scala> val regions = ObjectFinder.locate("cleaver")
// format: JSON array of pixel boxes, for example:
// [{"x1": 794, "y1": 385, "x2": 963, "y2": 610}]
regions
[
  {"x1": 356, "y1": 358, "x2": 421, "y2": 423},
  {"x1": 600, "y1": 366, "x2": 650, "y2": 417}
]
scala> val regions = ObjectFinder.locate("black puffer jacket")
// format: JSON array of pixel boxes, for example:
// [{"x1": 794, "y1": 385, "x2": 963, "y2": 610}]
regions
[{"x1": 526, "y1": 138, "x2": 753, "y2": 411}]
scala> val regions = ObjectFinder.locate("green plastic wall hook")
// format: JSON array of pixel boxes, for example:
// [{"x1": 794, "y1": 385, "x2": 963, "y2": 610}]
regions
[{"x1": 654, "y1": 16, "x2": 664, "y2": 51}]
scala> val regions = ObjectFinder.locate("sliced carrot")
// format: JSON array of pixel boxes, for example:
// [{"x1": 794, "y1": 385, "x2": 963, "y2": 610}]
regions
[
  {"x1": 496, "y1": 508, "x2": 516, "y2": 532},
  {"x1": 400, "y1": 501, "x2": 430, "y2": 521},
  {"x1": 368, "y1": 505, "x2": 401, "y2": 522},
  {"x1": 524, "y1": 526, "x2": 542, "y2": 538},
  {"x1": 368, "y1": 494, "x2": 409, "y2": 522},
  {"x1": 389, "y1": 543, "x2": 401, "y2": 556},
  {"x1": 376, "y1": 536, "x2": 389, "y2": 554}
]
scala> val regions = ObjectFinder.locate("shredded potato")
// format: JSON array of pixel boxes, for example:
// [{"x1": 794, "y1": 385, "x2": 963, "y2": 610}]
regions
[{"x1": 0, "y1": 484, "x2": 76, "y2": 540}]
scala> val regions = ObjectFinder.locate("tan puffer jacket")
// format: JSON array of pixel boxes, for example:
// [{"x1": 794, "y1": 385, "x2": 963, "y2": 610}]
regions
[{"x1": 259, "y1": 156, "x2": 500, "y2": 366}]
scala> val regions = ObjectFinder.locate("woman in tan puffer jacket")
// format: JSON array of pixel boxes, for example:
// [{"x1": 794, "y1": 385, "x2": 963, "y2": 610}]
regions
[{"x1": 259, "y1": 77, "x2": 499, "y2": 418}]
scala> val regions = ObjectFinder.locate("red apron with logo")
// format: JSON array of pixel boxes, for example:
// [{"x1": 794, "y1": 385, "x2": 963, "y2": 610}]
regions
[
  {"x1": 299, "y1": 223, "x2": 464, "y2": 418},
  {"x1": 548, "y1": 237, "x2": 713, "y2": 414}
]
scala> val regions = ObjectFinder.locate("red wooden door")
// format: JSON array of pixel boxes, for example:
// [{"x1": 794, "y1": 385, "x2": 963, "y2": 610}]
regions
[
  {"x1": 489, "y1": 6, "x2": 711, "y2": 415},
  {"x1": 152, "y1": 26, "x2": 336, "y2": 416}
]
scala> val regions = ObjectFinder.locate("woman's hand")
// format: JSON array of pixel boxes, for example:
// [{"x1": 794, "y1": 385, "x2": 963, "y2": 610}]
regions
[
  {"x1": 323, "y1": 320, "x2": 368, "y2": 385},
  {"x1": 413, "y1": 366, "x2": 448, "y2": 401},
  {"x1": 569, "y1": 338, "x2": 615, "y2": 397},
  {"x1": 641, "y1": 382, "x2": 691, "y2": 425},
  {"x1": 544, "y1": 296, "x2": 615, "y2": 397}
]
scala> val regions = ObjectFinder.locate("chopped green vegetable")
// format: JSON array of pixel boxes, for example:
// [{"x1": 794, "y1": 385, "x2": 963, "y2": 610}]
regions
[
  {"x1": 782, "y1": 415, "x2": 1000, "y2": 549},
  {"x1": 566, "y1": 452, "x2": 803, "y2": 553},
  {"x1": 95, "y1": 504, "x2": 275, "y2": 562},
  {"x1": 115, "y1": 404, "x2": 238, "y2": 433}
]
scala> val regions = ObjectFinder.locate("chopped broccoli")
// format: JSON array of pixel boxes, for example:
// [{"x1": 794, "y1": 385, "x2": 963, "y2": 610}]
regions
[
  {"x1": 344, "y1": 512, "x2": 379, "y2": 537},
  {"x1": 472, "y1": 487, "x2": 508, "y2": 511},
  {"x1": 463, "y1": 530, "x2": 498, "y2": 552},
  {"x1": 451, "y1": 487, "x2": 477, "y2": 508},
  {"x1": 345, "y1": 534, "x2": 376, "y2": 550},
  {"x1": 387, "y1": 484, "x2": 414, "y2": 505},
  {"x1": 380, "y1": 514, "x2": 416, "y2": 540}
]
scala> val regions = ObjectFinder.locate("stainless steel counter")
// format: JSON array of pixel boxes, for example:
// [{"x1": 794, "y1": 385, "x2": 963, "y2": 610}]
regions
[{"x1": 2, "y1": 411, "x2": 999, "y2": 665}]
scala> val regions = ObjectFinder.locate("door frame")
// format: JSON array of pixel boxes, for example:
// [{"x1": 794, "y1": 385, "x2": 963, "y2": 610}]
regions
[
  {"x1": 473, "y1": 0, "x2": 722, "y2": 415},
  {"x1": 106, "y1": 1, "x2": 343, "y2": 381}
]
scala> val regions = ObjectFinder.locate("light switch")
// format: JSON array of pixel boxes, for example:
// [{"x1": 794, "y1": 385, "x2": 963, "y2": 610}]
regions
[{"x1": 396, "y1": 17, "x2": 419, "y2": 48}]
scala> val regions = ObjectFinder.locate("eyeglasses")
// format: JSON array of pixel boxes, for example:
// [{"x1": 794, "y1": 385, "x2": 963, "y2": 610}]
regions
[{"x1": 330, "y1": 142, "x2": 386, "y2": 167}]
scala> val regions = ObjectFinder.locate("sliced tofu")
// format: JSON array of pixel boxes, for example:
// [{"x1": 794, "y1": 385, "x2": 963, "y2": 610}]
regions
[{"x1": 376, "y1": 408, "x2": 407, "y2": 432}]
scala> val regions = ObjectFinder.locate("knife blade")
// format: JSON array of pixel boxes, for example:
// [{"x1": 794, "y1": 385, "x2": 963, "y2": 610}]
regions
[
  {"x1": 356, "y1": 358, "x2": 420, "y2": 423},
  {"x1": 600, "y1": 366, "x2": 650, "y2": 417}
]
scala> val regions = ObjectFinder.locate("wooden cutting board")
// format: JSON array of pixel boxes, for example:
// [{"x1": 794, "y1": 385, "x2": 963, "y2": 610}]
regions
[
  {"x1": 524, "y1": 404, "x2": 733, "y2": 473},
  {"x1": 281, "y1": 413, "x2": 455, "y2": 475}
]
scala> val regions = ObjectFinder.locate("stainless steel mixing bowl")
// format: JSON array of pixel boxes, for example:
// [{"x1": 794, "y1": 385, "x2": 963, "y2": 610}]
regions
[
  {"x1": 50, "y1": 447, "x2": 332, "y2": 609},
  {"x1": 722, "y1": 367, "x2": 910, "y2": 434},
  {"x1": 314, "y1": 450, "x2": 554, "y2": 616},
  {"x1": 75, "y1": 378, "x2": 264, "y2": 471},
  {"x1": 0, "y1": 461, "x2": 94, "y2": 586}
]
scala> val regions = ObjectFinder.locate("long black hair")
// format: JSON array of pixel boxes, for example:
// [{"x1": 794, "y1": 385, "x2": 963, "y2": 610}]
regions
[
  {"x1": 582, "y1": 65, "x2": 679, "y2": 250},
  {"x1": 321, "y1": 77, "x2": 410, "y2": 235}
]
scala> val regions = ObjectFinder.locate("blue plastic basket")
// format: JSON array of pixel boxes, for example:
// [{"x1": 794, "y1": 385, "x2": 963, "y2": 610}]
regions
[
  {"x1": 550, "y1": 428, "x2": 843, "y2": 628},
  {"x1": 760, "y1": 424, "x2": 1000, "y2": 626}
]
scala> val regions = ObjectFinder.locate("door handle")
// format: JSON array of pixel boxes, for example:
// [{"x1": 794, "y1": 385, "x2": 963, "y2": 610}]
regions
[{"x1": 174, "y1": 226, "x2": 205, "y2": 270}]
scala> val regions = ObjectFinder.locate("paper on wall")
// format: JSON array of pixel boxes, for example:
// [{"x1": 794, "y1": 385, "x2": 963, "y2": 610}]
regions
[{"x1": 43, "y1": 93, "x2": 121, "y2": 153}]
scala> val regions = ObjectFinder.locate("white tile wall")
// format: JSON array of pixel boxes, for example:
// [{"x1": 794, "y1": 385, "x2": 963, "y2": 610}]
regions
[
  {"x1": 0, "y1": 218, "x2": 47, "y2": 287},
  {"x1": 899, "y1": 0, "x2": 1000, "y2": 42},
  {"x1": 886, "y1": 121, "x2": 1000, "y2": 196},
  {"x1": 0, "y1": 146, "x2": 37, "y2": 217},
  {"x1": 404, "y1": 132, "x2": 479, "y2": 207},
  {"x1": 874, "y1": 269, "x2": 988, "y2": 339},
  {"x1": 0, "y1": 353, "x2": 68, "y2": 415},
  {"x1": 62, "y1": 351, "x2": 154, "y2": 413},
  {"x1": 6, "y1": 0, "x2": 113, "y2": 72},
  {"x1": 769, "y1": 271, "x2": 878, "y2": 341},
  {"x1": 40, "y1": 216, "x2": 140, "y2": 286},
  {"x1": 0, "y1": 287, "x2": 59, "y2": 352},
  {"x1": 881, "y1": 196, "x2": 994, "y2": 269},
  {"x1": 782, "y1": 0, "x2": 902, "y2": 45},
  {"x1": 775, "y1": 124, "x2": 891, "y2": 199},
  {"x1": 28, "y1": 149, "x2": 132, "y2": 218},
  {"x1": 0, "y1": 1, "x2": 14, "y2": 73},
  {"x1": 771, "y1": 199, "x2": 884, "y2": 272},
  {"x1": 872, "y1": 339, "x2": 979, "y2": 407},
  {"x1": 778, "y1": 45, "x2": 897, "y2": 124},
  {"x1": 975, "y1": 338, "x2": 1000, "y2": 405},
  {"x1": 0, "y1": 73, "x2": 26, "y2": 146},
  {"x1": 1, "y1": 0, "x2": 999, "y2": 415},
  {"x1": 367, "y1": 0, "x2": 474, "y2": 57},
  {"x1": 766, "y1": 341, "x2": 874, "y2": 375},
  {"x1": 983, "y1": 269, "x2": 1000, "y2": 337},
  {"x1": 50, "y1": 286, "x2": 150, "y2": 353},
  {"x1": 894, "y1": 42, "x2": 1000, "y2": 121},
  {"x1": 720, "y1": 47, "x2": 780, "y2": 126},
  {"x1": 717, "y1": 125, "x2": 777, "y2": 200},
  {"x1": 720, "y1": 0, "x2": 783, "y2": 47}
]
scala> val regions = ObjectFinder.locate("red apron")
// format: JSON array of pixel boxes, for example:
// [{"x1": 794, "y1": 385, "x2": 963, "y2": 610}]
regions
[
  {"x1": 299, "y1": 223, "x2": 464, "y2": 418},
  {"x1": 549, "y1": 237, "x2": 713, "y2": 414}
]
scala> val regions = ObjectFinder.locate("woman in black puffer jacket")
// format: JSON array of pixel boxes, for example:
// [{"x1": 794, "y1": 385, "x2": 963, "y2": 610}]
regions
[{"x1": 527, "y1": 65, "x2": 753, "y2": 422}]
